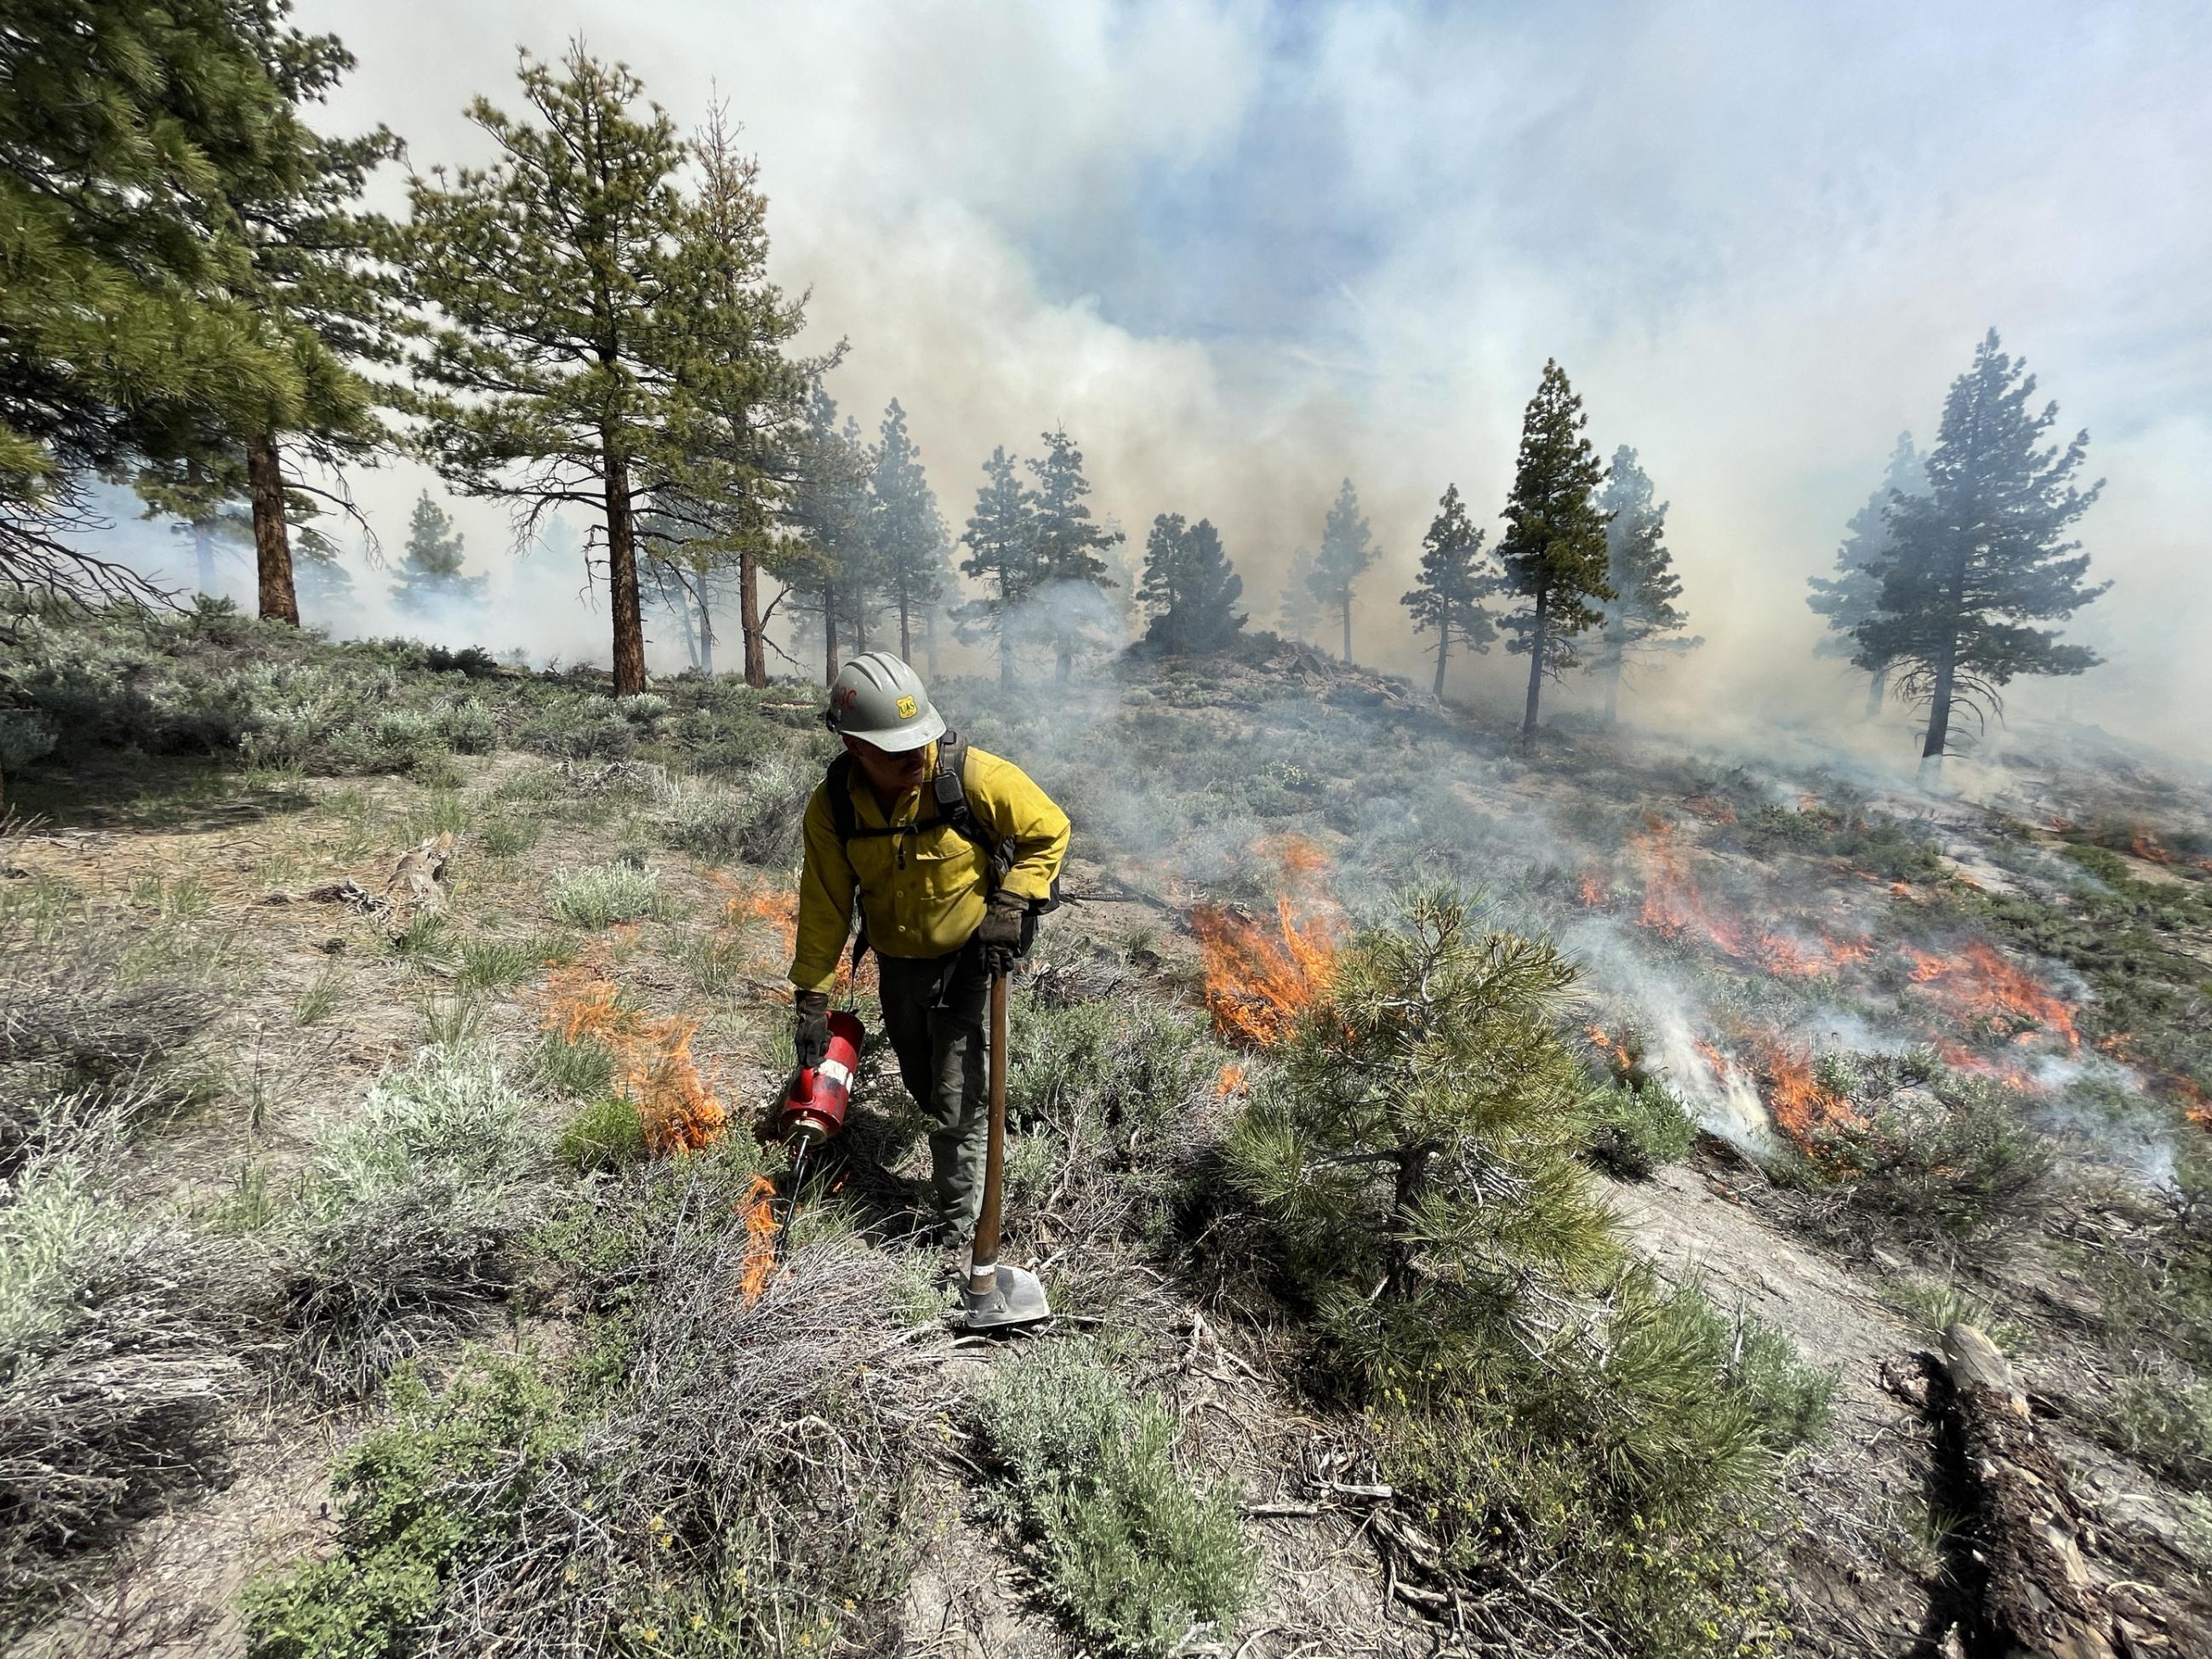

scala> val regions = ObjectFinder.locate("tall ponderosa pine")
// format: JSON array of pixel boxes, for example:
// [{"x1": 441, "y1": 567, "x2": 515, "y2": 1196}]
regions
[
  {"x1": 1497, "y1": 361, "x2": 1614, "y2": 749},
  {"x1": 405, "y1": 47, "x2": 690, "y2": 695},
  {"x1": 1025, "y1": 429, "x2": 1122, "y2": 684},
  {"x1": 1278, "y1": 545, "x2": 1322, "y2": 643},
  {"x1": 661, "y1": 105, "x2": 824, "y2": 687},
  {"x1": 1139, "y1": 513, "x2": 1246, "y2": 654},
  {"x1": 784, "y1": 385, "x2": 874, "y2": 686},
  {"x1": 869, "y1": 399, "x2": 951, "y2": 664},
  {"x1": 957, "y1": 448, "x2": 1037, "y2": 691},
  {"x1": 1307, "y1": 480, "x2": 1375, "y2": 663},
  {"x1": 1809, "y1": 431, "x2": 1924, "y2": 717},
  {"x1": 217, "y1": 22, "x2": 399, "y2": 628},
  {"x1": 1591, "y1": 447, "x2": 1695, "y2": 723},
  {"x1": 1400, "y1": 484, "x2": 1497, "y2": 700},
  {"x1": 0, "y1": 0, "x2": 374, "y2": 613},
  {"x1": 391, "y1": 491, "x2": 485, "y2": 615},
  {"x1": 1856, "y1": 332, "x2": 2106, "y2": 775}
]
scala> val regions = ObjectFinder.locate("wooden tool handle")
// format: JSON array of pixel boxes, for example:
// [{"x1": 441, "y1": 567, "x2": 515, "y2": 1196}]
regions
[{"x1": 967, "y1": 971, "x2": 1010, "y2": 1292}]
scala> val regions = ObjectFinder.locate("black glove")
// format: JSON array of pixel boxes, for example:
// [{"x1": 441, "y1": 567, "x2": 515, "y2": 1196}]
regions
[
  {"x1": 794, "y1": 989, "x2": 832, "y2": 1070},
  {"x1": 975, "y1": 890, "x2": 1030, "y2": 976}
]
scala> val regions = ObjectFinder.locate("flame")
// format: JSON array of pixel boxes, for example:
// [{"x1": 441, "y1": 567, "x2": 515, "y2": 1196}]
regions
[
  {"x1": 738, "y1": 1174, "x2": 779, "y2": 1303},
  {"x1": 2180, "y1": 1078, "x2": 2209, "y2": 1128},
  {"x1": 1630, "y1": 818, "x2": 1870, "y2": 978},
  {"x1": 541, "y1": 965, "x2": 728, "y2": 1154},
  {"x1": 1577, "y1": 865, "x2": 1607, "y2": 907},
  {"x1": 715, "y1": 872, "x2": 799, "y2": 955},
  {"x1": 2130, "y1": 831, "x2": 2172, "y2": 865},
  {"x1": 1694, "y1": 1037, "x2": 1732, "y2": 1083},
  {"x1": 1902, "y1": 941, "x2": 2079, "y2": 1052},
  {"x1": 1681, "y1": 794, "x2": 1738, "y2": 824},
  {"x1": 2047, "y1": 815, "x2": 2073, "y2": 832},
  {"x1": 1190, "y1": 836, "x2": 1342, "y2": 1047},
  {"x1": 1756, "y1": 1039, "x2": 1863, "y2": 1148},
  {"x1": 1214, "y1": 1063, "x2": 1247, "y2": 1098}
]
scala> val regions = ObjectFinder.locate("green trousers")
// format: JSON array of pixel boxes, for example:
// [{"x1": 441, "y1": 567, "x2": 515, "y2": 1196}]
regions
[{"x1": 875, "y1": 948, "x2": 990, "y2": 1242}]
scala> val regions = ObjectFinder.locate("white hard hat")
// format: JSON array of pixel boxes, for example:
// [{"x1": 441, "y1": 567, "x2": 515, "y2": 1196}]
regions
[{"x1": 825, "y1": 653, "x2": 945, "y2": 752}]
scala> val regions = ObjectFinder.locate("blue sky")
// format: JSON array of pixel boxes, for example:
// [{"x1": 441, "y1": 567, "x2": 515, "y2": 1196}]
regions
[{"x1": 299, "y1": 0, "x2": 2212, "y2": 749}]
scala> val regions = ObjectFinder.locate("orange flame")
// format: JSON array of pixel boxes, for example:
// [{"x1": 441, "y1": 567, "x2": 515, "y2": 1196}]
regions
[
  {"x1": 540, "y1": 965, "x2": 728, "y2": 1154},
  {"x1": 1756, "y1": 1039, "x2": 1863, "y2": 1149},
  {"x1": 1902, "y1": 941, "x2": 2079, "y2": 1052},
  {"x1": 1577, "y1": 865, "x2": 1607, "y2": 907},
  {"x1": 1214, "y1": 1063, "x2": 1247, "y2": 1098},
  {"x1": 1630, "y1": 818, "x2": 1871, "y2": 978},
  {"x1": 2130, "y1": 831, "x2": 2172, "y2": 865},
  {"x1": 1694, "y1": 1037, "x2": 1732, "y2": 1083},
  {"x1": 2179, "y1": 1078, "x2": 2209, "y2": 1128},
  {"x1": 1190, "y1": 836, "x2": 1343, "y2": 1047},
  {"x1": 738, "y1": 1174, "x2": 779, "y2": 1303}
]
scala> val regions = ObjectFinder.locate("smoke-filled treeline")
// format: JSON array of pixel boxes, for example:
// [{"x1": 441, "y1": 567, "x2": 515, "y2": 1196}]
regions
[{"x1": 3, "y1": 5, "x2": 2117, "y2": 767}]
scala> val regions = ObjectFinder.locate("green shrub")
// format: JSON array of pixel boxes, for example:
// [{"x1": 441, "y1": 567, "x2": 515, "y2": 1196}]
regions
[
  {"x1": 658, "y1": 753, "x2": 813, "y2": 868},
  {"x1": 549, "y1": 862, "x2": 663, "y2": 928},
  {"x1": 242, "y1": 1353, "x2": 574, "y2": 1659},
  {"x1": 1808, "y1": 1081, "x2": 2055, "y2": 1245},
  {"x1": 1588, "y1": 1076, "x2": 1697, "y2": 1179},
  {"x1": 281, "y1": 1046, "x2": 546, "y2": 1394},
  {"x1": 554, "y1": 1097, "x2": 647, "y2": 1173},
  {"x1": 982, "y1": 1343, "x2": 1254, "y2": 1656},
  {"x1": 478, "y1": 813, "x2": 543, "y2": 857}
]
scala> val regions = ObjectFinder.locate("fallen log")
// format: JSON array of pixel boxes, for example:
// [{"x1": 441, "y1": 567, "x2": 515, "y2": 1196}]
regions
[{"x1": 1939, "y1": 1322, "x2": 2118, "y2": 1659}]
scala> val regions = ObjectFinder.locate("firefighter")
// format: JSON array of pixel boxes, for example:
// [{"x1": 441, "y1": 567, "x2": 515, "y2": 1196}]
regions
[{"x1": 790, "y1": 652, "x2": 1070, "y2": 1249}]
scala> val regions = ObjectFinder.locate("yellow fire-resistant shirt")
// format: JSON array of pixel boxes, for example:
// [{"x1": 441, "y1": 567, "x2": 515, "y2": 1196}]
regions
[{"x1": 790, "y1": 741, "x2": 1071, "y2": 994}]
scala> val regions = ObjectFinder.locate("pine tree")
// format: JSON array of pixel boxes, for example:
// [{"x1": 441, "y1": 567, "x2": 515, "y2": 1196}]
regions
[
  {"x1": 1809, "y1": 432, "x2": 1924, "y2": 717},
  {"x1": 957, "y1": 448, "x2": 1038, "y2": 691},
  {"x1": 1139, "y1": 514, "x2": 1247, "y2": 654},
  {"x1": 1591, "y1": 447, "x2": 1696, "y2": 724},
  {"x1": 1307, "y1": 480, "x2": 1375, "y2": 663},
  {"x1": 1400, "y1": 484, "x2": 1497, "y2": 700},
  {"x1": 784, "y1": 385, "x2": 875, "y2": 686},
  {"x1": 134, "y1": 454, "x2": 254, "y2": 597},
  {"x1": 869, "y1": 399, "x2": 949, "y2": 664},
  {"x1": 405, "y1": 45, "x2": 692, "y2": 695},
  {"x1": 1856, "y1": 330, "x2": 2106, "y2": 776},
  {"x1": 1024, "y1": 429, "x2": 1123, "y2": 684},
  {"x1": 0, "y1": 0, "x2": 366, "y2": 613},
  {"x1": 659, "y1": 105, "x2": 823, "y2": 688},
  {"x1": 1497, "y1": 361, "x2": 1614, "y2": 750},
  {"x1": 1224, "y1": 889, "x2": 1617, "y2": 1384},
  {"x1": 1277, "y1": 545, "x2": 1322, "y2": 643},
  {"x1": 391, "y1": 492, "x2": 486, "y2": 616},
  {"x1": 294, "y1": 537, "x2": 356, "y2": 619}
]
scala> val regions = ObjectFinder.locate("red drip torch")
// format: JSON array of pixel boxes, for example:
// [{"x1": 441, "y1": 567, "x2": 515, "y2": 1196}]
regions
[{"x1": 772, "y1": 1010, "x2": 864, "y2": 1252}]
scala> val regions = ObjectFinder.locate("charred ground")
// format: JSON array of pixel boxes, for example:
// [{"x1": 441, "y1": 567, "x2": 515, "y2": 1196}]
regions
[{"x1": 3, "y1": 604, "x2": 2209, "y2": 1659}]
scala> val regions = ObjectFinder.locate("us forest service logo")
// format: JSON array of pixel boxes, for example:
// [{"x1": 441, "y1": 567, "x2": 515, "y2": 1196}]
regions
[{"x1": 896, "y1": 695, "x2": 918, "y2": 719}]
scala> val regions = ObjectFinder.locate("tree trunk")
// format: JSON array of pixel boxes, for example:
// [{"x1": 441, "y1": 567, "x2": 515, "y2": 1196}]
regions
[
  {"x1": 1520, "y1": 588, "x2": 1549, "y2": 750},
  {"x1": 998, "y1": 611, "x2": 1013, "y2": 692},
  {"x1": 1919, "y1": 544, "x2": 1969, "y2": 778},
  {"x1": 695, "y1": 590, "x2": 715, "y2": 676},
  {"x1": 924, "y1": 605, "x2": 939, "y2": 681},
  {"x1": 739, "y1": 547, "x2": 767, "y2": 687},
  {"x1": 248, "y1": 430, "x2": 299, "y2": 625},
  {"x1": 194, "y1": 519, "x2": 217, "y2": 597},
  {"x1": 1341, "y1": 593, "x2": 1353, "y2": 664},
  {"x1": 824, "y1": 584, "x2": 840, "y2": 687},
  {"x1": 1055, "y1": 640, "x2": 1071, "y2": 684},
  {"x1": 671, "y1": 585, "x2": 699, "y2": 671},
  {"x1": 898, "y1": 592, "x2": 911, "y2": 664},
  {"x1": 1603, "y1": 633, "x2": 1624, "y2": 725},
  {"x1": 1385, "y1": 1143, "x2": 1432, "y2": 1300},
  {"x1": 1936, "y1": 1325, "x2": 2123, "y2": 1659},
  {"x1": 1431, "y1": 622, "x2": 1450, "y2": 701},
  {"x1": 602, "y1": 444, "x2": 647, "y2": 696},
  {"x1": 1864, "y1": 664, "x2": 1887, "y2": 720}
]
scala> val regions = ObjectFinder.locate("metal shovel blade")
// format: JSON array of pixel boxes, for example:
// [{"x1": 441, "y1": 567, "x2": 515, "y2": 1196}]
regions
[{"x1": 961, "y1": 1263, "x2": 1051, "y2": 1331}]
